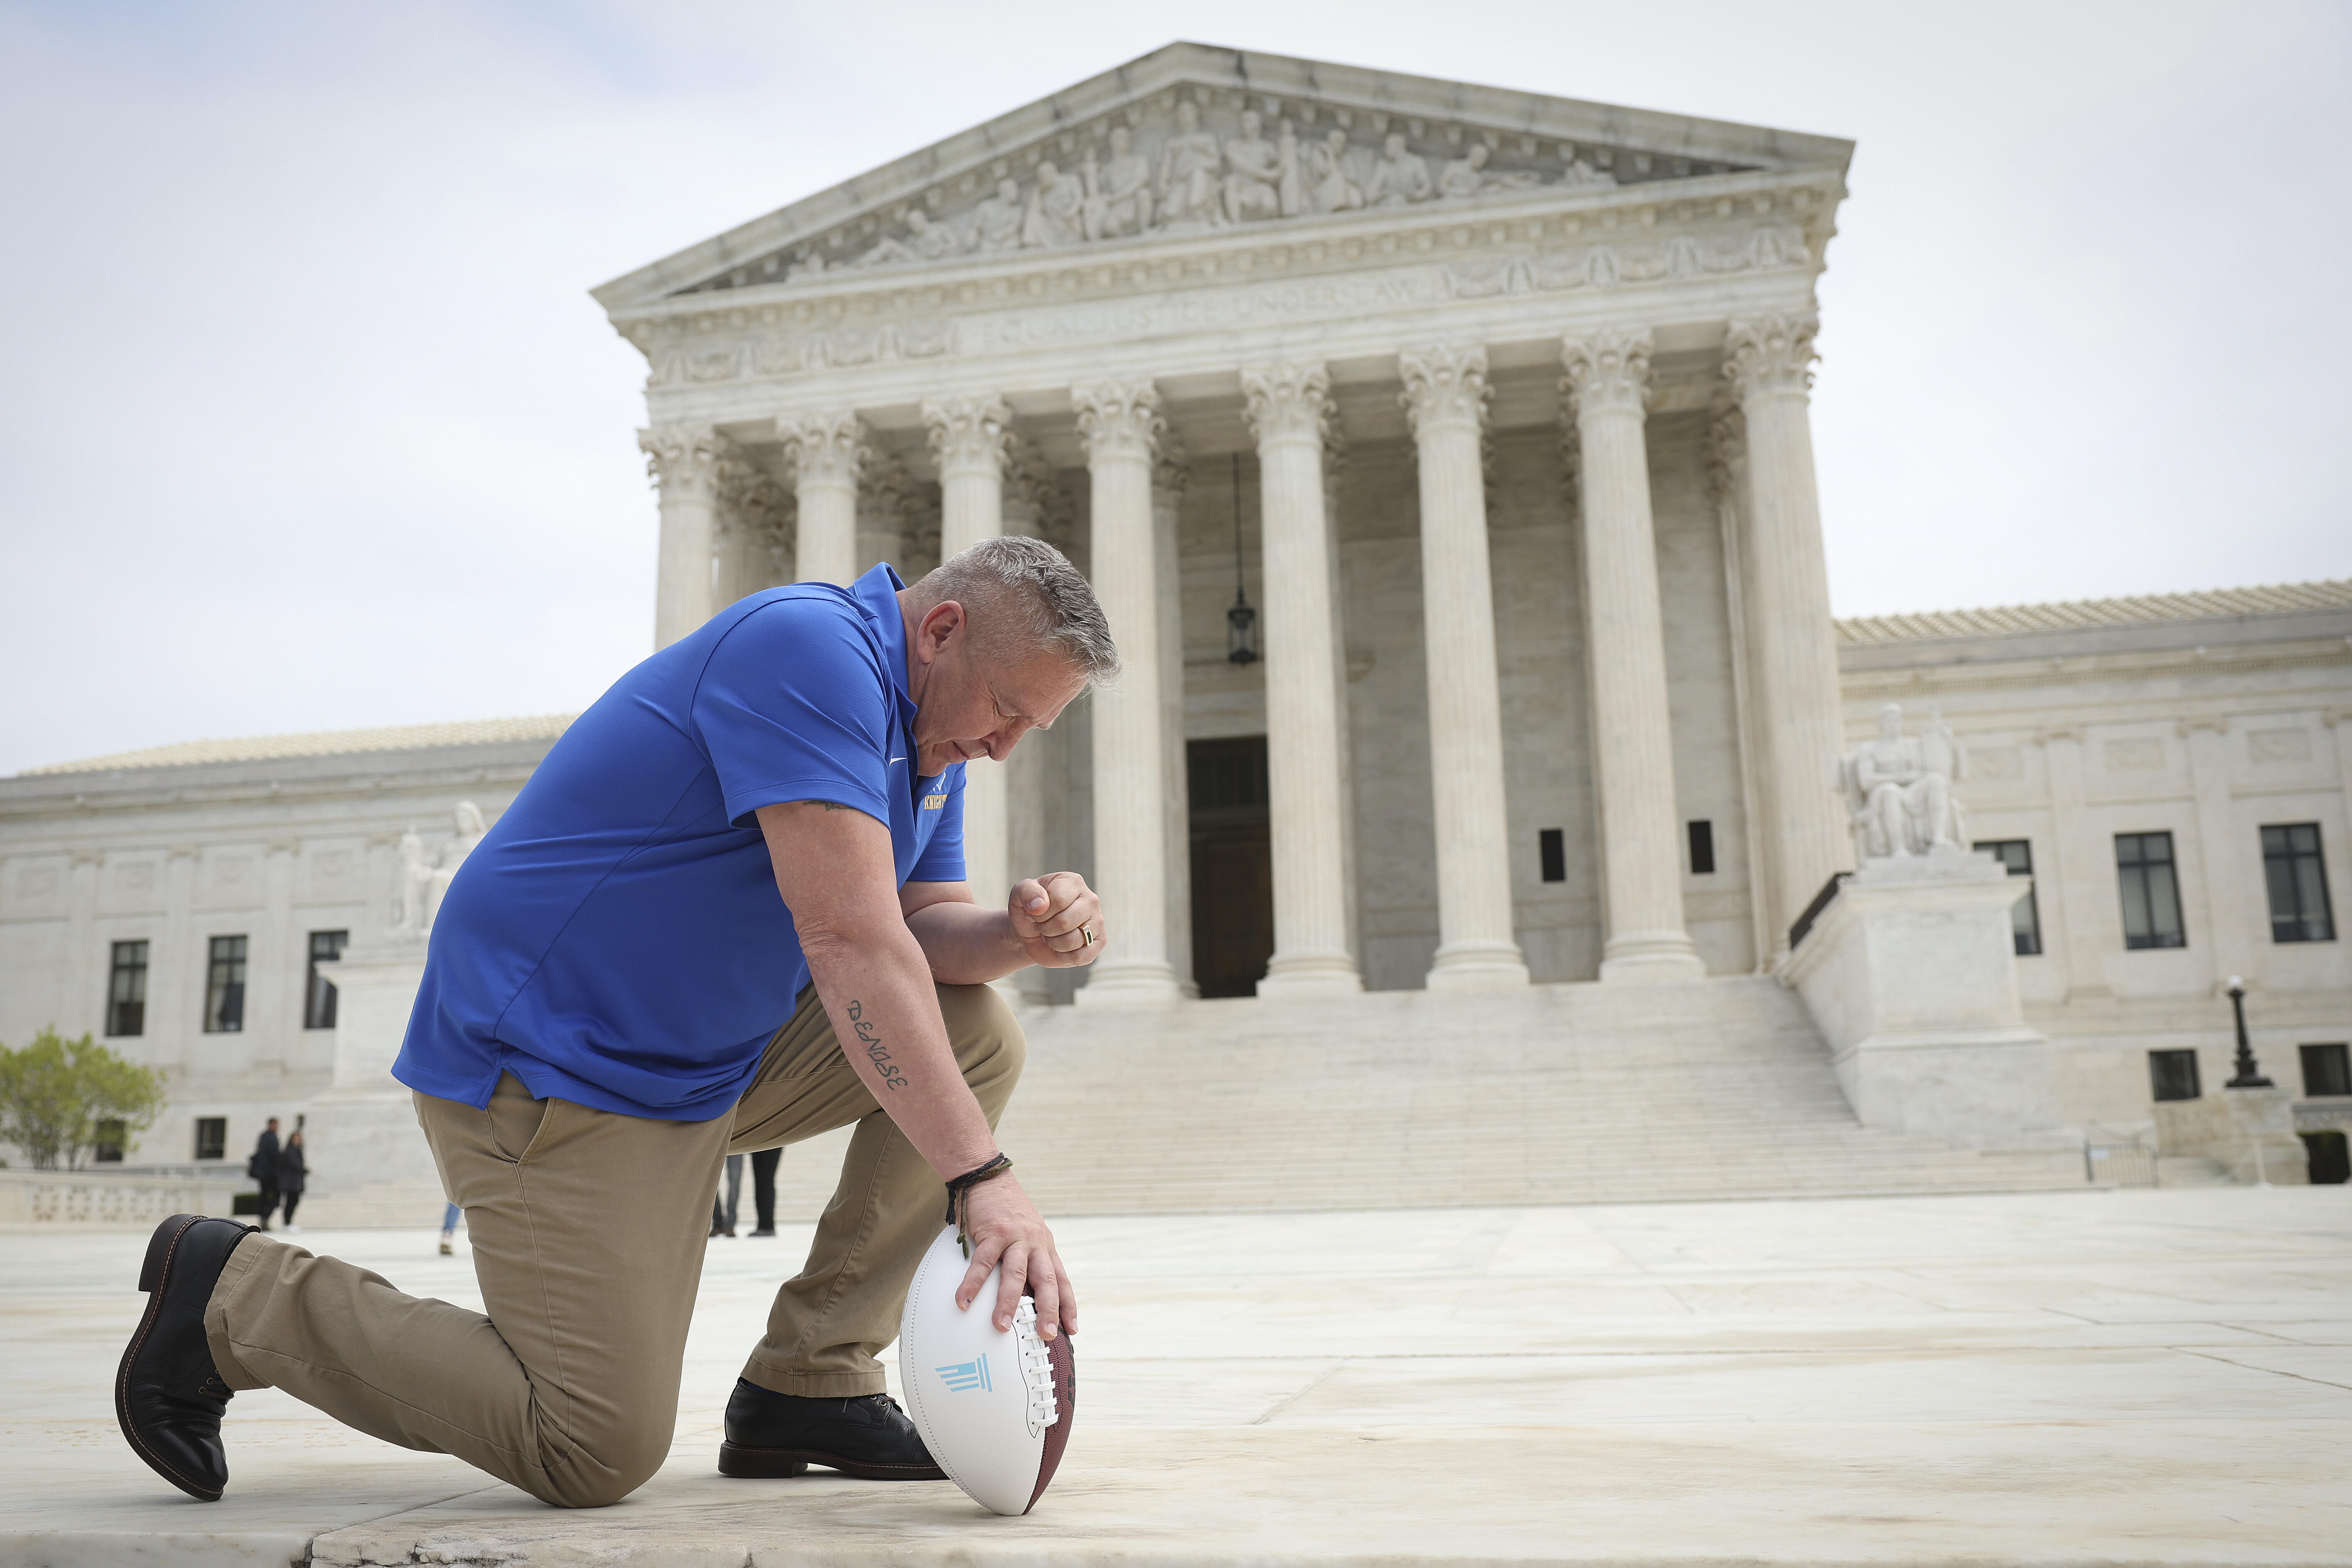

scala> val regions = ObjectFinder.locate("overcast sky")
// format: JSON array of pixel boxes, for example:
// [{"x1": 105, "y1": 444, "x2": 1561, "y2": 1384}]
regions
[{"x1": 2, "y1": 1, "x2": 2346, "y2": 775}]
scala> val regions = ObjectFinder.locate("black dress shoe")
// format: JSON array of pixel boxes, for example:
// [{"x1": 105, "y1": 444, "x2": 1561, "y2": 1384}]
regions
[
  {"x1": 718, "y1": 1378, "x2": 946, "y2": 1480},
  {"x1": 116, "y1": 1213, "x2": 255, "y2": 1502}
]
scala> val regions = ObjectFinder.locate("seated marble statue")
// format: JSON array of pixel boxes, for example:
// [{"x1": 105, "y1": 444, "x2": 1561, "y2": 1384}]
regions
[
  {"x1": 1083, "y1": 126, "x2": 1154, "y2": 240},
  {"x1": 1222, "y1": 110, "x2": 1284, "y2": 223},
  {"x1": 1022, "y1": 161, "x2": 1086, "y2": 248},
  {"x1": 1158, "y1": 99, "x2": 1225, "y2": 228},
  {"x1": 972, "y1": 177, "x2": 1027, "y2": 253},
  {"x1": 1838, "y1": 704, "x2": 1968, "y2": 859},
  {"x1": 1365, "y1": 132, "x2": 1434, "y2": 205},
  {"x1": 1306, "y1": 128, "x2": 1363, "y2": 213}
]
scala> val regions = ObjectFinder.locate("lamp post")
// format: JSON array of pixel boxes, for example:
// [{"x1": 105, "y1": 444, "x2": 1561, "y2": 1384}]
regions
[
  {"x1": 2223, "y1": 976, "x2": 2273, "y2": 1089},
  {"x1": 1225, "y1": 453, "x2": 1258, "y2": 665}
]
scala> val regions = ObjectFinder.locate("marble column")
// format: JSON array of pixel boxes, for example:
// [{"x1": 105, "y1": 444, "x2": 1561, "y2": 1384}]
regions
[
  {"x1": 1154, "y1": 440, "x2": 1197, "y2": 995},
  {"x1": 1241, "y1": 362, "x2": 1363, "y2": 996},
  {"x1": 779, "y1": 411, "x2": 867, "y2": 586},
  {"x1": 1073, "y1": 381, "x2": 1181, "y2": 1003},
  {"x1": 1323, "y1": 440, "x2": 1362, "y2": 972},
  {"x1": 1724, "y1": 314, "x2": 1851, "y2": 943},
  {"x1": 999, "y1": 457, "x2": 1058, "y2": 1007},
  {"x1": 1401, "y1": 345, "x2": 1530, "y2": 989},
  {"x1": 2180, "y1": 717, "x2": 2255, "y2": 985},
  {"x1": 1561, "y1": 328, "x2": 1705, "y2": 981},
  {"x1": 2329, "y1": 710, "x2": 2352, "y2": 832},
  {"x1": 855, "y1": 456, "x2": 913, "y2": 580},
  {"x1": 156, "y1": 844, "x2": 199, "y2": 1071},
  {"x1": 925, "y1": 396, "x2": 1016, "y2": 912},
  {"x1": 65, "y1": 851, "x2": 101, "y2": 1041},
  {"x1": 640, "y1": 422, "x2": 723, "y2": 650},
  {"x1": 1709, "y1": 406, "x2": 1778, "y2": 972},
  {"x1": 2037, "y1": 726, "x2": 2114, "y2": 1001}
]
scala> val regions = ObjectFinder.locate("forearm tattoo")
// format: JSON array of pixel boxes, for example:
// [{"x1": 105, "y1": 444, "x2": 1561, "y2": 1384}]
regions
[{"x1": 844, "y1": 998, "x2": 908, "y2": 1091}]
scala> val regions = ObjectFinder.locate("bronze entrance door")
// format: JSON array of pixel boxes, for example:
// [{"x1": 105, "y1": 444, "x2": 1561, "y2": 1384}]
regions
[{"x1": 1187, "y1": 736, "x2": 1275, "y2": 997}]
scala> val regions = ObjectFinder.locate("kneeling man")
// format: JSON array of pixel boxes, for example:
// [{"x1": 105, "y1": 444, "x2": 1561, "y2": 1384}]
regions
[{"x1": 119, "y1": 538, "x2": 1112, "y2": 1507}]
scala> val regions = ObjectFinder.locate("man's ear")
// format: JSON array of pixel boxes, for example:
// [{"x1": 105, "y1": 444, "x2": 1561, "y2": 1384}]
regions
[{"x1": 915, "y1": 598, "x2": 964, "y2": 665}]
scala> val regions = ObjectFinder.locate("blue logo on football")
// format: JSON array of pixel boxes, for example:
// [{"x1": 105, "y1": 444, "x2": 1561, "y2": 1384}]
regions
[{"x1": 936, "y1": 1353, "x2": 992, "y2": 1393}]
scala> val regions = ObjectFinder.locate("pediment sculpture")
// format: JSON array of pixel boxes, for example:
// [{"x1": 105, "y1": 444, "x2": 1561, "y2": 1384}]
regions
[
  {"x1": 1836, "y1": 704, "x2": 1970, "y2": 860},
  {"x1": 787, "y1": 93, "x2": 1629, "y2": 283}
]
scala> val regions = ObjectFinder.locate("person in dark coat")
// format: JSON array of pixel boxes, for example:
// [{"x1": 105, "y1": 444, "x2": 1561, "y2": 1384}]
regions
[
  {"x1": 246, "y1": 1119, "x2": 281, "y2": 1231},
  {"x1": 275, "y1": 1132, "x2": 307, "y2": 1232}
]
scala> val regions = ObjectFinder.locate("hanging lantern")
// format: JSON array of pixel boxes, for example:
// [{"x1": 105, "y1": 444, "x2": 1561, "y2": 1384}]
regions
[{"x1": 1226, "y1": 453, "x2": 1259, "y2": 665}]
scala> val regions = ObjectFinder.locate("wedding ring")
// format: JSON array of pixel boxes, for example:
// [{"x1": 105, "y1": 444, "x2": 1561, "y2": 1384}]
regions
[{"x1": 1081, "y1": 924, "x2": 1095, "y2": 945}]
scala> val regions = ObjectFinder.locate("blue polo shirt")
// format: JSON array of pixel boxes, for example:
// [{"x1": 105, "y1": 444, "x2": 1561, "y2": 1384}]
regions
[{"x1": 392, "y1": 565, "x2": 966, "y2": 1121}]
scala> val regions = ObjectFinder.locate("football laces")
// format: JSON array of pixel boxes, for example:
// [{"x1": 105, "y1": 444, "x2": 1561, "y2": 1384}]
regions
[{"x1": 1011, "y1": 1296, "x2": 1060, "y2": 1437}]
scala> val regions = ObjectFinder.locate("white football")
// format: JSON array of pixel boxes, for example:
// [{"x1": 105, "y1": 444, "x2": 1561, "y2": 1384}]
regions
[{"x1": 898, "y1": 1223, "x2": 1075, "y2": 1516}]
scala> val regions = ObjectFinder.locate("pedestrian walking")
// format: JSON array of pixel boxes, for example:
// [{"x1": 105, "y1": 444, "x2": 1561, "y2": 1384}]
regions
[
  {"x1": 710, "y1": 1152, "x2": 744, "y2": 1237},
  {"x1": 275, "y1": 1132, "x2": 307, "y2": 1232},
  {"x1": 245, "y1": 1119, "x2": 281, "y2": 1231},
  {"x1": 748, "y1": 1147, "x2": 781, "y2": 1237},
  {"x1": 438, "y1": 1202, "x2": 462, "y2": 1255}
]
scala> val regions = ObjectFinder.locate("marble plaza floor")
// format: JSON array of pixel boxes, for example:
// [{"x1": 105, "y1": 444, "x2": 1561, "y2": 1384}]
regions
[{"x1": 2, "y1": 1188, "x2": 2347, "y2": 1568}]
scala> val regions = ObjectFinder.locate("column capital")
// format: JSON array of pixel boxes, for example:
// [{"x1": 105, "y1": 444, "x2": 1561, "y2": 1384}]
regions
[
  {"x1": 1072, "y1": 380, "x2": 1165, "y2": 464},
  {"x1": 1723, "y1": 312, "x2": 1821, "y2": 403},
  {"x1": 637, "y1": 423, "x2": 724, "y2": 497},
  {"x1": 1398, "y1": 345, "x2": 1491, "y2": 438},
  {"x1": 777, "y1": 411, "x2": 870, "y2": 487},
  {"x1": 1560, "y1": 328, "x2": 1655, "y2": 420},
  {"x1": 1153, "y1": 428, "x2": 1191, "y2": 502},
  {"x1": 1240, "y1": 362, "x2": 1335, "y2": 448},
  {"x1": 1705, "y1": 401, "x2": 1746, "y2": 505},
  {"x1": 921, "y1": 395, "x2": 1014, "y2": 481}
]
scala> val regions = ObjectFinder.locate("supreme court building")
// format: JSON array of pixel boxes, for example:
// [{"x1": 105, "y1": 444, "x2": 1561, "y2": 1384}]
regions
[
  {"x1": 4, "y1": 46, "x2": 2347, "y2": 1206},
  {"x1": 611, "y1": 43, "x2": 1855, "y2": 1004}
]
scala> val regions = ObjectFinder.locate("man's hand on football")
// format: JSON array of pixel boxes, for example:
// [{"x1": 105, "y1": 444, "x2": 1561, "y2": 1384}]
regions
[
  {"x1": 1008, "y1": 871, "x2": 1102, "y2": 968},
  {"x1": 955, "y1": 1172, "x2": 1076, "y2": 1340}
]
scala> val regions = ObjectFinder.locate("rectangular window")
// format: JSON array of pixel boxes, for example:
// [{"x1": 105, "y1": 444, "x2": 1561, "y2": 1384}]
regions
[
  {"x1": 2148, "y1": 1049, "x2": 2202, "y2": 1103},
  {"x1": 2302, "y1": 1043, "x2": 2352, "y2": 1098},
  {"x1": 1538, "y1": 829, "x2": 1566, "y2": 884},
  {"x1": 1975, "y1": 839, "x2": 2044, "y2": 956},
  {"x1": 93, "y1": 1118, "x2": 127, "y2": 1163},
  {"x1": 304, "y1": 929, "x2": 348, "y2": 1029},
  {"x1": 1687, "y1": 820, "x2": 1716, "y2": 876},
  {"x1": 2261, "y1": 824, "x2": 2335, "y2": 943},
  {"x1": 203, "y1": 935, "x2": 248, "y2": 1033},
  {"x1": 107, "y1": 939, "x2": 149, "y2": 1036},
  {"x1": 2116, "y1": 832, "x2": 2186, "y2": 950},
  {"x1": 194, "y1": 1117, "x2": 226, "y2": 1161}
]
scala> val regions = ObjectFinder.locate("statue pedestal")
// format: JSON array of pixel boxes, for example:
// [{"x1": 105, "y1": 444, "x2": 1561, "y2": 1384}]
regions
[
  {"x1": 1779, "y1": 848, "x2": 2067, "y2": 1150},
  {"x1": 298, "y1": 939, "x2": 445, "y2": 1225},
  {"x1": 2154, "y1": 1088, "x2": 2309, "y2": 1185}
]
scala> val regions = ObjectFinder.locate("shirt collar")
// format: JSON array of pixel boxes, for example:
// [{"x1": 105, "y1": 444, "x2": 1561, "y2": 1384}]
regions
[{"x1": 849, "y1": 563, "x2": 918, "y2": 732}]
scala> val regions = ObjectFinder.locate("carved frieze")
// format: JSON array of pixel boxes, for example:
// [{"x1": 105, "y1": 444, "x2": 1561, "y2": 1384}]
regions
[{"x1": 637, "y1": 216, "x2": 1814, "y2": 389}]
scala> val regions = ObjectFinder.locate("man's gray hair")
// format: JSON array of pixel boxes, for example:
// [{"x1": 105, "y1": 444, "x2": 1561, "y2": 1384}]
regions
[{"x1": 914, "y1": 536, "x2": 1122, "y2": 685}]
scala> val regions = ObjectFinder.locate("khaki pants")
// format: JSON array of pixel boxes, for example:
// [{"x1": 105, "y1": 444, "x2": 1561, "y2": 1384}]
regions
[{"x1": 202, "y1": 982, "x2": 1023, "y2": 1509}]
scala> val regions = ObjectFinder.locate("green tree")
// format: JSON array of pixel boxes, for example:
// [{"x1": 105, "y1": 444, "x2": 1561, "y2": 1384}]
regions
[{"x1": 0, "y1": 1029, "x2": 168, "y2": 1169}]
